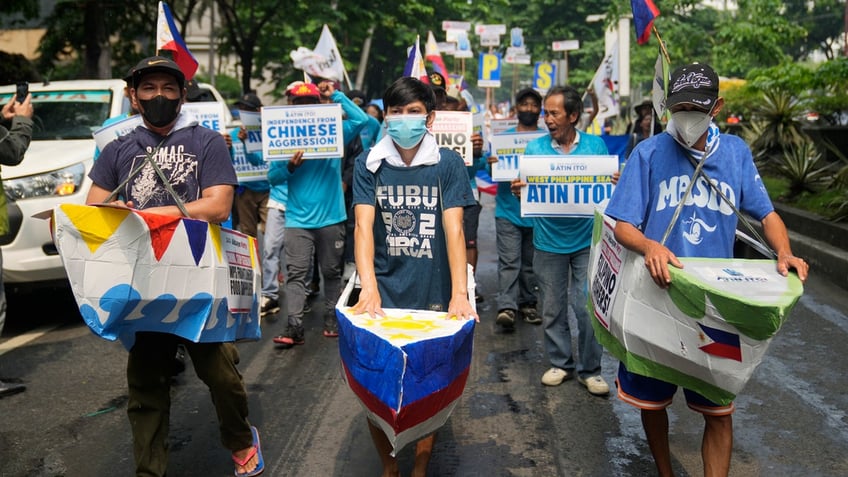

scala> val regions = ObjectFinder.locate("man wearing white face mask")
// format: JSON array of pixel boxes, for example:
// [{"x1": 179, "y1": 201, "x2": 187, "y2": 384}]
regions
[{"x1": 605, "y1": 63, "x2": 809, "y2": 477}]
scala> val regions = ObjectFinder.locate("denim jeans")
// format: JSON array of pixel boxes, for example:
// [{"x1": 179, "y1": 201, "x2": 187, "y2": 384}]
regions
[
  {"x1": 534, "y1": 247, "x2": 602, "y2": 378},
  {"x1": 495, "y1": 218, "x2": 537, "y2": 312},
  {"x1": 284, "y1": 223, "x2": 345, "y2": 327},
  {"x1": 261, "y1": 208, "x2": 286, "y2": 301}
]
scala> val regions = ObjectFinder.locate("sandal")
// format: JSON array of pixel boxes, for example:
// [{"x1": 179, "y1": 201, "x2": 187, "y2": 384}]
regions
[{"x1": 232, "y1": 426, "x2": 264, "y2": 477}]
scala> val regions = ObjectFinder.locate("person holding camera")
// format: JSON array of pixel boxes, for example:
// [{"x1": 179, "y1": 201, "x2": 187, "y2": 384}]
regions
[{"x1": 0, "y1": 88, "x2": 34, "y2": 398}]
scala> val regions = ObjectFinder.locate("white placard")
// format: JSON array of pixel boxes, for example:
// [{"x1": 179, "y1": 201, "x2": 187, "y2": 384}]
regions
[
  {"x1": 480, "y1": 32, "x2": 501, "y2": 47},
  {"x1": 442, "y1": 20, "x2": 471, "y2": 31},
  {"x1": 475, "y1": 24, "x2": 507, "y2": 35},
  {"x1": 490, "y1": 119, "x2": 519, "y2": 136},
  {"x1": 552, "y1": 40, "x2": 580, "y2": 52},
  {"x1": 181, "y1": 102, "x2": 227, "y2": 132},
  {"x1": 505, "y1": 53, "x2": 532, "y2": 65},
  {"x1": 239, "y1": 110, "x2": 263, "y2": 154},
  {"x1": 489, "y1": 131, "x2": 546, "y2": 181},
  {"x1": 432, "y1": 111, "x2": 474, "y2": 166},
  {"x1": 261, "y1": 103, "x2": 343, "y2": 160},
  {"x1": 221, "y1": 228, "x2": 255, "y2": 313},
  {"x1": 231, "y1": 140, "x2": 268, "y2": 183},
  {"x1": 519, "y1": 154, "x2": 618, "y2": 217},
  {"x1": 92, "y1": 115, "x2": 143, "y2": 152}
]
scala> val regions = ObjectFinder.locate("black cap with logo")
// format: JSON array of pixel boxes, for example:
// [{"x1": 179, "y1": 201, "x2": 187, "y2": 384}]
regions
[
  {"x1": 130, "y1": 56, "x2": 186, "y2": 89},
  {"x1": 666, "y1": 63, "x2": 719, "y2": 110}
]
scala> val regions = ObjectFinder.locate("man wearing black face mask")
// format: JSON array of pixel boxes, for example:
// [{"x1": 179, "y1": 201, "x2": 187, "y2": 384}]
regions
[
  {"x1": 487, "y1": 87, "x2": 544, "y2": 330},
  {"x1": 87, "y1": 56, "x2": 264, "y2": 477}
]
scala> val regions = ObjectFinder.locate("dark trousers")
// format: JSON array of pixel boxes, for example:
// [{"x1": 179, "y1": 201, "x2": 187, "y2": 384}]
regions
[{"x1": 127, "y1": 332, "x2": 253, "y2": 477}]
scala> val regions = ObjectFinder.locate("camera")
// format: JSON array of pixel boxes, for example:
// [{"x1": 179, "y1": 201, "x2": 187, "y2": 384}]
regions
[{"x1": 16, "y1": 81, "x2": 29, "y2": 103}]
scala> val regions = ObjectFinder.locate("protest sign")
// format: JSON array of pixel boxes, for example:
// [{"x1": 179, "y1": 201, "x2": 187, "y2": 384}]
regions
[
  {"x1": 489, "y1": 118, "x2": 518, "y2": 136},
  {"x1": 519, "y1": 155, "x2": 618, "y2": 217},
  {"x1": 231, "y1": 139, "x2": 268, "y2": 183},
  {"x1": 489, "y1": 131, "x2": 546, "y2": 181},
  {"x1": 53, "y1": 204, "x2": 262, "y2": 350},
  {"x1": 432, "y1": 110, "x2": 473, "y2": 165},
  {"x1": 239, "y1": 110, "x2": 263, "y2": 154},
  {"x1": 182, "y1": 101, "x2": 227, "y2": 132},
  {"x1": 93, "y1": 115, "x2": 143, "y2": 152},
  {"x1": 261, "y1": 104, "x2": 343, "y2": 160},
  {"x1": 587, "y1": 212, "x2": 803, "y2": 404},
  {"x1": 335, "y1": 274, "x2": 475, "y2": 456}
]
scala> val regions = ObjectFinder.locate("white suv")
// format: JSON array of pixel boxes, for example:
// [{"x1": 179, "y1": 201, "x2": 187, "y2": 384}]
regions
[
  {"x1": 0, "y1": 80, "x2": 129, "y2": 285},
  {"x1": 0, "y1": 79, "x2": 233, "y2": 286}
]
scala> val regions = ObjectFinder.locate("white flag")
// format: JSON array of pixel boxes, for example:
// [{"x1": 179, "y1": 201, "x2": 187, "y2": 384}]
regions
[
  {"x1": 590, "y1": 42, "x2": 620, "y2": 121},
  {"x1": 314, "y1": 24, "x2": 350, "y2": 87}
]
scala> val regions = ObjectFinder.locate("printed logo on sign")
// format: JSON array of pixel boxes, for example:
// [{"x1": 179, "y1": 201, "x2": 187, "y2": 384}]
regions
[{"x1": 716, "y1": 268, "x2": 768, "y2": 283}]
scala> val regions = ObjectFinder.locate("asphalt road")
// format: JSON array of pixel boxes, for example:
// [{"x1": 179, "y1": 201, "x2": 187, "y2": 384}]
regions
[{"x1": 1, "y1": 194, "x2": 847, "y2": 477}]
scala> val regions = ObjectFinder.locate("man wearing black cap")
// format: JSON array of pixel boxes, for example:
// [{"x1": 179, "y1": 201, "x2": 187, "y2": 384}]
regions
[
  {"x1": 605, "y1": 63, "x2": 808, "y2": 477},
  {"x1": 86, "y1": 56, "x2": 264, "y2": 477},
  {"x1": 489, "y1": 87, "x2": 543, "y2": 331}
]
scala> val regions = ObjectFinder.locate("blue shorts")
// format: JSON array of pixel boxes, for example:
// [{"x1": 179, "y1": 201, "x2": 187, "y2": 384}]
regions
[{"x1": 616, "y1": 362, "x2": 735, "y2": 416}]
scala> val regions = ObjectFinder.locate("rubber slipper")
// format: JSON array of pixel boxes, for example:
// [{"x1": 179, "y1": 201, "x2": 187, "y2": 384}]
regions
[{"x1": 233, "y1": 426, "x2": 264, "y2": 477}]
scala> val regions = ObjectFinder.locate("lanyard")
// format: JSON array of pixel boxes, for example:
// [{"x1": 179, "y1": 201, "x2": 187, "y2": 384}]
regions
[
  {"x1": 104, "y1": 136, "x2": 191, "y2": 218},
  {"x1": 660, "y1": 145, "x2": 775, "y2": 258}
]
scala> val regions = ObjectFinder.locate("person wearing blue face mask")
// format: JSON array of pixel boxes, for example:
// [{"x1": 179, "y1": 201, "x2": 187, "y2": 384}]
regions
[{"x1": 352, "y1": 76, "x2": 478, "y2": 477}]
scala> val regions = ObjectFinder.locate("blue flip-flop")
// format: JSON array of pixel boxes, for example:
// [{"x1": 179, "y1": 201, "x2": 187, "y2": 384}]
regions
[{"x1": 233, "y1": 426, "x2": 264, "y2": 477}]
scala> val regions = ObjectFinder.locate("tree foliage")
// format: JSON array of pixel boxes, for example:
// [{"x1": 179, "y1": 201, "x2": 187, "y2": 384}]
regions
[{"x1": 14, "y1": 0, "x2": 848, "y2": 108}]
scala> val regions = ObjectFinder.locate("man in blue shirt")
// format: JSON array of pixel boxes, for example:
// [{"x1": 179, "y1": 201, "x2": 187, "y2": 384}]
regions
[
  {"x1": 489, "y1": 87, "x2": 544, "y2": 330},
  {"x1": 272, "y1": 80, "x2": 368, "y2": 346},
  {"x1": 512, "y1": 86, "x2": 610, "y2": 396},
  {"x1": 605, "y1": 62, "x2": 809, "y2": 476}
]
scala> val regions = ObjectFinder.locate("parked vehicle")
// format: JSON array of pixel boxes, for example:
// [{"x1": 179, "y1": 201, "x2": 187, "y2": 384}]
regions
[
  {"x1": 0, "y1": 79, "x2": 232, "y2": 287},
  {"x1": 0, "y1": 80, "x2": 129, "y2": 286}
]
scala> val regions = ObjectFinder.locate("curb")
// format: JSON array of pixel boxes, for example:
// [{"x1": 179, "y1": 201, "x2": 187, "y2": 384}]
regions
[{"x1": 744, "y1": 203, "x2": 848, "y2": 290}]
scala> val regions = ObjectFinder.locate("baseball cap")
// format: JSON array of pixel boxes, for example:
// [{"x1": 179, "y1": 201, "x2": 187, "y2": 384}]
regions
[
  {"x1": 429, "y1": 72, "x2": 446, "y2": 90},
  {"x1": 130, "y1": 56, "x2": 186, "y2": 89},
  {"x1": 285, "y1": 81, "x2": 320, "y2": 98},
  {"x1": 515, "y1": 87, "x2": 542, "y2": 105},
  {"x1": 634, "y1": 99, "x2": 653, "y2": 115},
  {"x1": 666, "y1": 63, "x2": 719, "y2": 110},
  {"x1": 347, "y1": 89, "x2": 367, "y2": 107},
  {"x1": 185, "y1": 79, "x2": 202, "y2": 101},
  {"x1": 235, "y1": 93, "x2": 263, "y2": 109},
  {"x1": 121, "y1": 67, "x2": 135, "y2": 85}
]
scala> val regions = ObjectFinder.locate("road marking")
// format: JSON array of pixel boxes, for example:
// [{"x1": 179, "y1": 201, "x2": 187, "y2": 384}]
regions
[{"x1": 0, "y1": 324, "x2": 61, "y2": 356}]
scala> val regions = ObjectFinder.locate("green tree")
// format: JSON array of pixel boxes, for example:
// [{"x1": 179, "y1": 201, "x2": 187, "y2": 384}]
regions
[
  {"x1": 712, "y1": 0, "x2": 807, "y2": 77},
  {"x1": 784, "y1": 0, "x2": 845, "y2": 60}
]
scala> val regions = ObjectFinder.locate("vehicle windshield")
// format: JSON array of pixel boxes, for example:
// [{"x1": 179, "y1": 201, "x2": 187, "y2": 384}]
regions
[{"x1": 0, "y1": 89, "x2": 114, "y2": 140}]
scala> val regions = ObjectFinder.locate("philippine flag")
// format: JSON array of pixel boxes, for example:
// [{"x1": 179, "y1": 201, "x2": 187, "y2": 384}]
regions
[
  {"x1": 698, "y1": 323, "x2": 742, "y2": 362},
  {"x1": 631, "y1": 0, "x2": 661, "y2": 45},
  {"x1": 336, "y1": 277, "x2": 475, "y2": 455},
  {"x1": 156, "y1": 1, "x2": 199, "y2": 80},
  {"x1": 475, "y1": 169, "x2": 498, "y2": 196},
  {"x1": 403, "y1": 35, "x2": 428, "y2": 82},
  {"x1": 425, "y1": 31, "x2": 449, "y2": 81}
]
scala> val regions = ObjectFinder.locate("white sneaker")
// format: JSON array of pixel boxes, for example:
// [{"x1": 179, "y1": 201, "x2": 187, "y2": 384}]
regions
[
  {"x1": 541, "y1": 367, "x2": 573, "y2": 386},
  {"x1": 343, "y1": 262, "x2": 356, "y2": 281},
  {"x1": 577, "y1": 375, "x2": 610, "y2": 395}
]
